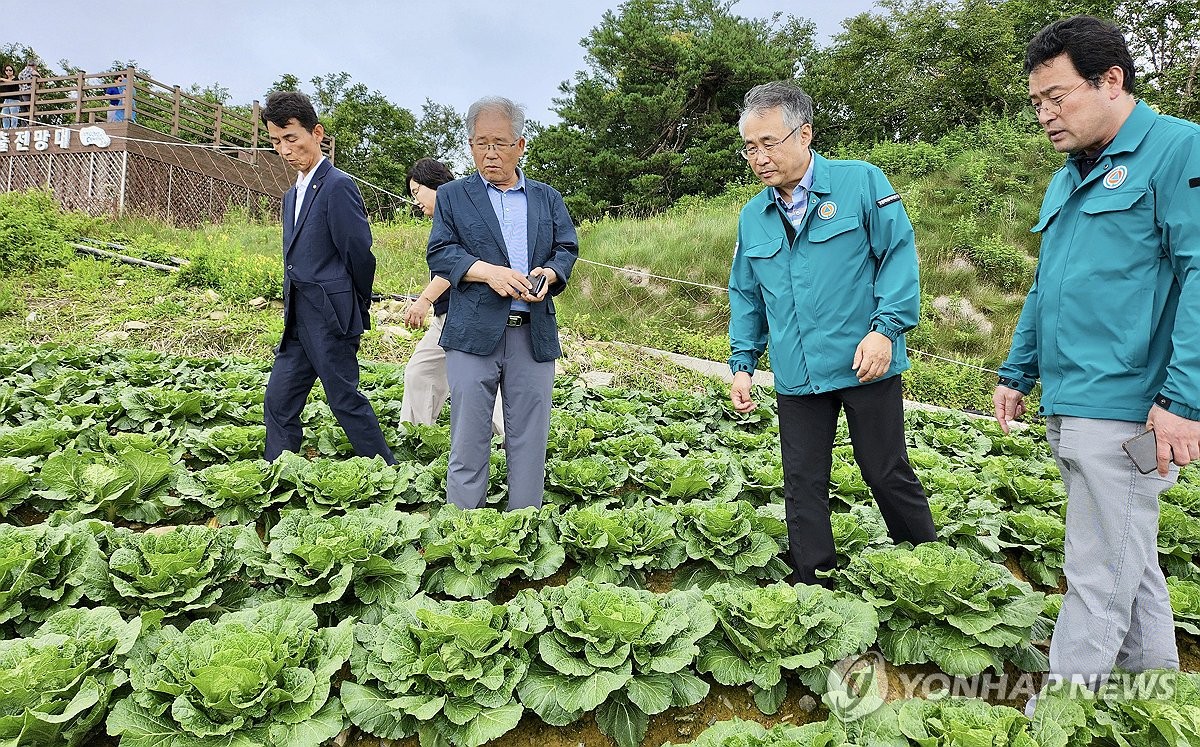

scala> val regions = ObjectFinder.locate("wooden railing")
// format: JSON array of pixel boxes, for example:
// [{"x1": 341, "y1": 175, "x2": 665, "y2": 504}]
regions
[{"x1": 15, "y1": 68, "x2": 335, "y2": 162}]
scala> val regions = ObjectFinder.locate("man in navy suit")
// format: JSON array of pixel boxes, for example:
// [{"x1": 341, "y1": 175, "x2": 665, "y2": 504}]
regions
[
  {"x1": 427, "y1": 96, "x2": 578, "y2": 509},
  {"x1": 260, "y1": 91, "x2": 394, "y2": 464}
]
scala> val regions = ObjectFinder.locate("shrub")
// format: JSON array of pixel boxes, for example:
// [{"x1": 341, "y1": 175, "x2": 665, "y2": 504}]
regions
[
  {"x1": 175, "y1": 236, "x2": 282, "y2": 302},
  {"x1": 866, "y1": 141, "x2": 948, "y2": 179},
  {"x1": 969, "y1": 234, "x2": 1033, "y2": 291},
  {"x1": 0, "y1": 189, "x2": 80, "y2": 271}
]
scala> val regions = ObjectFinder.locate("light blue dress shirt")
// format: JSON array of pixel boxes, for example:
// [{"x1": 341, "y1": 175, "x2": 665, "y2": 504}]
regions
[
  {"x1": 773, "y1": 153, "x2": 816, "y2": 228},
  {"x1": 484, "y1": 169, "x2": 530, "y2": 312}
]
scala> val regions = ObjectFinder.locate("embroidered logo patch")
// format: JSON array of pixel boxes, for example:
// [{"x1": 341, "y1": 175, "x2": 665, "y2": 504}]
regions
[
  {"x1": 876, "y1": 193, "x2": 901, "y2": 208},
  {"x1": 1104, "y1": 165, "x2": 1128, "y2": 189},
  {"x1": 817, "y1": 201, "x2": 838, "y2": 220}
]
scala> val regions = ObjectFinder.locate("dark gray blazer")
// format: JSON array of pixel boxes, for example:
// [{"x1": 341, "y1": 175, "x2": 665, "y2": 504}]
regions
[
  {"x1": 427, "y1": 172, "x2": 578, "y2": 362},
  {"x1": 280, "y1": 159, "x2": 376, "y2": 346}
]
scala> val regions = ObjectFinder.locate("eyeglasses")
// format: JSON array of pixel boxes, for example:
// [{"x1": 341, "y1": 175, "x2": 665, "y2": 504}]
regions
[
  {"x1": 469, "y1": 140, "x2": 521, "y2": 153},
  {"x1": 739, "y1": 125, "x2": 802, "y2": 160},
  {"x1": 1030, "y1": 78, "x2": 1094, "y2": 116}
]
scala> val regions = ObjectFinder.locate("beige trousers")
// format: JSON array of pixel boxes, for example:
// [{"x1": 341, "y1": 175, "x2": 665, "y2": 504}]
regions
[{"x1": 399, "y1": 313, "x2": 504, "y2": 436}]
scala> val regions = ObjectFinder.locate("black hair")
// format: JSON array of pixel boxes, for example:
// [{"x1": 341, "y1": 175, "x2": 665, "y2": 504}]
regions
[
  {"x1": 261, "y1": 90, "x2": 320, "y2": 132},
  {"x1": 406, "y1": 158, "x2": 455, "y2": 193},
  {"x1": 1025, "y1": 16, "x2": 1135, "y2": 94}
]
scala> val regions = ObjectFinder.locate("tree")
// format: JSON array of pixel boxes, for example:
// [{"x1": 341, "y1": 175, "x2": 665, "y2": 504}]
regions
[
  {"x1": 802, "y1": 0, "x2": 1029, "y2": 145},
  {"x1": 525, "y1": 0, "x2": 814, "y2": 219},
  {"x1": 265, "y1": 73, "x2": 301, "y2": 98},
  {"x1": 323, "y1": 83, "x2": 427, "y2": 197},
  {"x1": 1118, "y1": 0, "x2": 1200, "y2": 120},
  {"x1": 417, "y1": 98, "x2": 468, "y2": 174}
]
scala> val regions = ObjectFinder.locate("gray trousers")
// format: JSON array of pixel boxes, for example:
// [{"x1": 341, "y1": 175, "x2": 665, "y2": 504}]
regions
[
  {"x1": 445, "y1": 323, "x2": 554, "y2": 509},
  {"x1": 1046, "y1": 415, "x2": 1178, "y2": 686},
  {"x1": 399, "y1": 313, "x2": 504, "y2": 436}
]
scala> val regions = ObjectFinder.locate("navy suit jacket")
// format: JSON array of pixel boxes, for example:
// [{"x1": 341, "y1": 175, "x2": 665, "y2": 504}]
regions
[
  {"x1": 427, "y1": 172, "x2": 578, "y2": 362},
  {"x1": 280, "y1": 159, "x2": 375, "y2": 345}
]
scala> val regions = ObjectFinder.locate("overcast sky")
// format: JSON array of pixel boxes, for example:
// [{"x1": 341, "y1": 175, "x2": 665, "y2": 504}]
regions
[{"x1": 13, "y1": 0, "x2": 878, "y2": 125}]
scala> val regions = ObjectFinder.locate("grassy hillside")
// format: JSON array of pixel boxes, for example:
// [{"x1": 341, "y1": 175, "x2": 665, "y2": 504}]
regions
[{"x1": 0, "y1": 118, "x2": 1060, "y2": 410}]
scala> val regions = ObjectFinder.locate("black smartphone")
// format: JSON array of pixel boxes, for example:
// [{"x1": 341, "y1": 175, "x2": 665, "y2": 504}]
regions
[
  {"x1": 526, "y1": 273, "x2": 547, "y2": 297},
  {"x1": 1122, "y1": 429, "x2": 1159, "y2": 474}
]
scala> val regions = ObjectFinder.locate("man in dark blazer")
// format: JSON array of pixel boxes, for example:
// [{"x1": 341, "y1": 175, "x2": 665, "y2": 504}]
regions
[
  {"x1": 427, "y1": 95, "x2": 578, "y2": 509},
  {"x1": 260, "y1": 91, "x2": 394, "y2": 464}
]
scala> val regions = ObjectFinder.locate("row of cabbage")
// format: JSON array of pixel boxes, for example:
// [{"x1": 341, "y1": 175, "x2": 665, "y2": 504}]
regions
[
  {"x1": 4, "y1": 347, "x2": 1199, "y2": 577},
  {"x1": 2, "y1": 505, "x2": 1061, "y2": 743},
  {"x1": 2, "y1": 427, "x2": 1199, "y2": 599},
  {"x1": 15, "y1": 510, "x2": 1194, "y2": 747},
  {"x1": 9, "y1": 567, "x2": 882, "y2": 747}
]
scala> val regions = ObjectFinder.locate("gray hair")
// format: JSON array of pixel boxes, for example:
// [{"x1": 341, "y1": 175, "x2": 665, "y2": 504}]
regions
[
  {"x1": 466, "y1": 96, "x2": 526, "y2": 141},
  {"x1": 738, "y1": 81, "x2": 813, "y2": 135}
]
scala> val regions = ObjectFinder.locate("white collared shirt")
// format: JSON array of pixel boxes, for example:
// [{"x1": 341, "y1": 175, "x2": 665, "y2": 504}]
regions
[{"x1": 293, "y1": 156, "x2": 326, "y2": 224}]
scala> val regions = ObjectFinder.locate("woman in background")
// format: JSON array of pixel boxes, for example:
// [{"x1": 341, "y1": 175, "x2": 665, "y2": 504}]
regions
[
  {"x1": 1, "y1": 65, "x2": 20, "y2": 128},
  {"x1": 399, "y1": 158, "x2": 504, "y2": 436}
]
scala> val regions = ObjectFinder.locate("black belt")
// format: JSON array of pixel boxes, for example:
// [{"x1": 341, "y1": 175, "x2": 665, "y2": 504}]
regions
[{"x1": 506, "y1": 312, "x2": 531, "y2": 327}]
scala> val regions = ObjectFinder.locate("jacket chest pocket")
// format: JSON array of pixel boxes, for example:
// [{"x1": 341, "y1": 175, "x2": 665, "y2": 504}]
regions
[
  {"x1": 1079, "y1": 188, "x2": 1158, "y2": 270},
  {"x1": 807, "y1": 215, "x2": 861, "y2": 244},
  {"x1": 741, "y1": 238, "x2": 787, "y2": 286}
]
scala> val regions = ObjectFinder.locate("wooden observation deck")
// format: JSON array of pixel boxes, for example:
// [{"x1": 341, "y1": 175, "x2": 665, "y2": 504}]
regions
[{"x1": 0, "y1": 67, "x2": 333, "y2": 224}]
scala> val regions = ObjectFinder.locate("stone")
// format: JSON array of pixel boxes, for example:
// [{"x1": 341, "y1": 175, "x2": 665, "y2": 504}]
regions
[
  {"x1": 24, "y1": 311, "x2": 36, "y2": 323},
  {"x1": 208, "y1": 311, "x2": 228, "y2": 321},
  {"x1": 580, "y1": 370, "x2": 615, "y2": 387},
  {"x1": 99, "y1": 330, "x2": 130, "y2": 342},
  {"x1": 200, "y1": 289, "x2": 221, "y2": 303},
  {"x1": 249, "y1": 296, "x2": 269, "y2": 310},
  {"x1": 269, "y1": 300, "x2": 285, "y2": 310},
  {"x1": 797, "y1": 695, "x2": 817, "y2": 714},
  {"x1": 122, "y1": 321, "x2": 150, "y2": 331},
  {"x1": 378, "y1": 325, "x2": 413, "y2": 343}
]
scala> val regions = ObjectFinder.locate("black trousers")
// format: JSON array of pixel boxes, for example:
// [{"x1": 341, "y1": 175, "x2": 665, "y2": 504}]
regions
[
  {"x1": 263, "y1": 315, "x2": 394, "y2": 464},
  {"x1": 777, "y1": 374, "x2": 936, "y2": 586}
]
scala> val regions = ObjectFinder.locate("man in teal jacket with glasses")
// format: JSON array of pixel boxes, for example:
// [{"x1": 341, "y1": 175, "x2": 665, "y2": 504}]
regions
[
  {"x1": 728, "y1": 80, "x2": 936, "y2": 587},
  {"x1": 995, "y1": 16, "x2": 1200, "y2": 704}
]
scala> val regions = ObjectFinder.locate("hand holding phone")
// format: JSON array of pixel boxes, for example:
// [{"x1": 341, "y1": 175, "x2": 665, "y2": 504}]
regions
[
  {"x1": 526, "y1": 273, "x2": 547, "y2": 297},
  {"x1": 1122, "y1": 429, "x2": 1159, "y2": 474}
]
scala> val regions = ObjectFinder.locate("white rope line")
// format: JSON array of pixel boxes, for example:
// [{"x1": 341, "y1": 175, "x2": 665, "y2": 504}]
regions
[
  {"x1": 908, "y1": 349, "x2": 1000, "y2": 375},
  {"x1": 346, "y1": 173, "x2": 419, "y2": 207},
  {"x1": 575, "y1": 257, "x2": 1000, "y2": 378},
  {"x1": 575, "y1": 256, "x2": 730, "y2": 292},
  {"x1": 8, "y1": 111, "x2": 998, "y2": 380}
]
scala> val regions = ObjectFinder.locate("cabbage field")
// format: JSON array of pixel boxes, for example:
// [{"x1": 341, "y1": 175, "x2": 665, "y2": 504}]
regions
[{"x1": 2, "y1": 343, "x2": 1200, "y2": 747}]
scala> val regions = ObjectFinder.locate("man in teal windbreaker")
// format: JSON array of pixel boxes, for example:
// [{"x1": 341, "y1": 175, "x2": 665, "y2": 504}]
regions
[
  {"x1": 995, "y1": 16, "x2": 1200, "y2": 703},
  {"x1": 728, "y1": 80, "x2": 936, "y2": 587}
]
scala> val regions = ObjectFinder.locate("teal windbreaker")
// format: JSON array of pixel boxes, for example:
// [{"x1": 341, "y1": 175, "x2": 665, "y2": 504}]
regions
[
  {"x1": 727, "y1": 153, "x2": 920, "y2": 396},
  {"x1": 999, "y1": 102, "x2": 1200, "y2": 422}
]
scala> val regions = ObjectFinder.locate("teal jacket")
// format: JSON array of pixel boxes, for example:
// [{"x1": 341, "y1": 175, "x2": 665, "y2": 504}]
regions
[
  {"x1": 728, "y1": 153, "x2": 920, "y2": 396},
  {"x1": 999, "y1": 101, "x2": 1200, "y2": 422}
]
